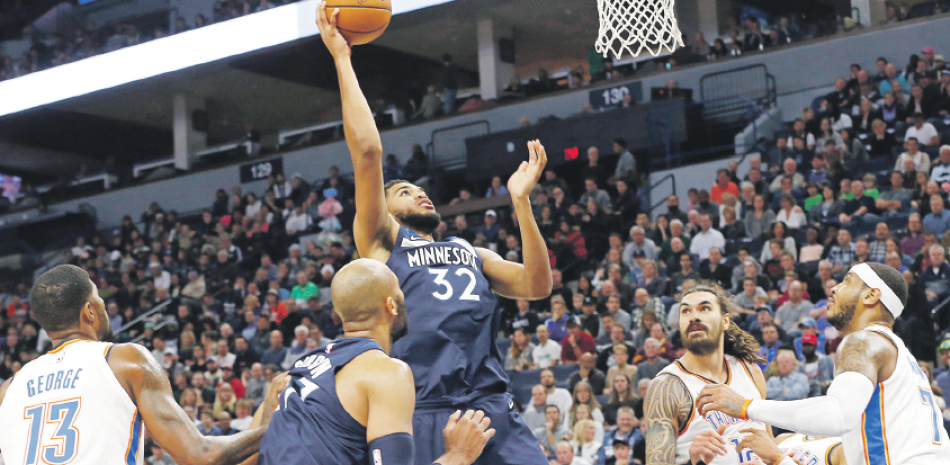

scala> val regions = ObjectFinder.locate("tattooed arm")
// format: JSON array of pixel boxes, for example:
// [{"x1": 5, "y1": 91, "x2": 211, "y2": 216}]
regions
[
  {"x1": 645, "y1": 374, "x2": 693, "y2": 465},
  {"x1": 833, "y1": 330, "x2": 897, "y2": 382}
]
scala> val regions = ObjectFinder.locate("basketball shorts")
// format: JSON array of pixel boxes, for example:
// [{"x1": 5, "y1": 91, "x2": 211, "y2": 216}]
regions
[{"x1": 412, "y1": 392, "x2": 549, "y2": 465}]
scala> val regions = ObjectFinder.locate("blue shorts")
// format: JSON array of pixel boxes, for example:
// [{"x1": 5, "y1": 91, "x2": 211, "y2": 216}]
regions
[{"x1": 412, "y1": 393, "x2": 548, "y2": 465}]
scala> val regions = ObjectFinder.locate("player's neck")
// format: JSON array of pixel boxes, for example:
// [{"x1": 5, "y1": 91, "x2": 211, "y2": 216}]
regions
[
  {"x1": 840, "y1": 306, "x2": 893, "y2": 337},
  {"x1": 680, "y1": 345, "x2": 728, "y2": 383},
  {"x1": 47, "y1": 329, "x2": 98, "y2": 348},
  {"x1": 342, "y1": 329, "x2": 392, "y2": 354}
]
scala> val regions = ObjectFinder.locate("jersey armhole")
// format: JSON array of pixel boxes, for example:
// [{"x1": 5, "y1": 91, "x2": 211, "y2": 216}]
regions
[
  {"x1": 739, "y1": 359, "x2": 762, "y2": 394},
  {"x1": 104, "y1": 343, "x2": 115, "y2": 361},
  {"x1": 825, "y1": 442, "x2": 842, "y2": 465},
  {"x1": 657, "y1": 373, "x2": 694, "y2": 436}
]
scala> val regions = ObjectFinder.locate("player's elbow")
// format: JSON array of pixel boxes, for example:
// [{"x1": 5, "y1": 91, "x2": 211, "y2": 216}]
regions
[{"x1": 527, "y1": 278, "x2": 553, "y2": 300}]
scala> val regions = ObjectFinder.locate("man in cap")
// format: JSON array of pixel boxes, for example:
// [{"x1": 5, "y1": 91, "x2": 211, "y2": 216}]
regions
[
  {"x1": 797, "y1": 332, "x2": 834, "y2": 396},
  {"x1": 699, "y1": 262, "x2": 950, "y2": 464},
  {"x1": 793, "y1": 317, "x2": 826, "y2": 360},
  {"x1": 475, "y1": 209, "x2": 501, "y2": 242},
  {"x1": 935, "y1": 339, "x2": 950, "y2": 402}
]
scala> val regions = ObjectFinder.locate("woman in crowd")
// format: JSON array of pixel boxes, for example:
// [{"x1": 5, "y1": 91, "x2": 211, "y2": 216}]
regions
[
  {"x1": 720, "y1": 206, "x2": 746, "y2": 240},
  {"x1": 799, "y1": 227, "x2": 824, "y2": 263},
  {"x1": 537, "y1": 204, "x2": 558, "y2": 243},
  {"x1": 760, "y1": 221, "x2": 798, "y2": 262},
  {"x1": 605, "y1": 344, "x2": 637, "y2": 394},
  {"x1": 569, "y1": 381, "x2": 605, "y2": 431},
  {"x1": 815, "y1": 117, "x2": 844, "y2": 150},
  {"x1": 744, "y1": 194, "x2": 776, "y2": 239},
  {"x1": 212, "y1": 383, "x2": 237, "y2": 417},
  {"x1": 603, "y1": 373, "x2": 638, "y2": 426},
  {"x1": 650, "y1": 214, "x2": 670, "y2": 245},
  {"x1": 179, "y1": 387, "x2": 200, "y2": 411},
  {"x1": 853, "y1": 97, "x2": 880, "y2": 136},
  {"x1": 571, "y1": 419, "x2": 602, "y2": 464},
  {"x1": 776, "y1": 193, "x2": 807, "y2": 230},
  {"x1": 577, "y1": 274, "x2": 595, "y2": 298},
  {"x1": 637, "y1": 260, "x2": 667, "y2": 298}
]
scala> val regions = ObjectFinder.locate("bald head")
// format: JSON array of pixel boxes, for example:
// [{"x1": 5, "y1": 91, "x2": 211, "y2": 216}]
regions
[{"x1": 331, "y1": 259, "x2": 402, "y2": 325}]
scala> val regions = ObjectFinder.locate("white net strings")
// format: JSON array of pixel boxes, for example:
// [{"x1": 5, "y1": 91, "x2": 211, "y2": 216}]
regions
[{"x1": 595, "y1": 0, "x2": 685, "y2": 58}]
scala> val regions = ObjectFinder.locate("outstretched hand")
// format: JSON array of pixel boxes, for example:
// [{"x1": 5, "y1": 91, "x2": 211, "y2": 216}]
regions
[
  {"x1": 507, "y1": 139, "x2": 548, "y2": 199},
  {"x1": 696, "y1": 384, "x2": 748, "y2": 418},
  {"x1": 441, "y1": 410, "x2": 496, "y2": 465},
  {"x1": 315, "y1": 2, "x2": 351, "y2": 59}
]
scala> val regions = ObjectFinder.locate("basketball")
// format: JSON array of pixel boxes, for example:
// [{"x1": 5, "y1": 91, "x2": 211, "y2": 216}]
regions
[{"x1": 325, "y1": 0, "x2": 392, "y2": 45}]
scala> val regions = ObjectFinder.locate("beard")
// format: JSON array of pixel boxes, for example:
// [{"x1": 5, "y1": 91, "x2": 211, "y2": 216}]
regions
[
  {"x1": 683, "y1": 322, "x2": 722, "y2": 356},
  {"x1": 390, "y1": 300, "x2": 409, "y2": 344},
  {"x1": 99, "y1": 323, "x2": 114, "y2": 343},
  {"x1": 97, "y1": 307, "x2": 114, "y2": 342},
  {"x1": 396, "y1": 211, "x2": 442, "y2": 235},
  {"x1": 827, "y1": 299, "x2": 857, "y2": 330}
]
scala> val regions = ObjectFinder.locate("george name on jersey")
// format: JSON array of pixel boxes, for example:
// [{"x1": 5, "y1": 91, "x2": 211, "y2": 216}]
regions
[
  {"x1": 406, "y1": 246, "x2": 478, "y2": 270},
  {"x1": 25, "y1": 369, "x2": 82, "y2": 398}
]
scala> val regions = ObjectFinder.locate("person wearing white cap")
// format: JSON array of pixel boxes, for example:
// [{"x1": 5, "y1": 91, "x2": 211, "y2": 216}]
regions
[
  {"x1": 697, "y1": 261, "x2": 950, "y2": 465},
  {"x1": 475, "y1": 209, "x2": 501, "y2": 242}
]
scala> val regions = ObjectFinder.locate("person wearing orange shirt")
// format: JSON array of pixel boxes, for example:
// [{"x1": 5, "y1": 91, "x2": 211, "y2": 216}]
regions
[{"x1": 709, "y1": 169, "x2": 739, "y2": 204}]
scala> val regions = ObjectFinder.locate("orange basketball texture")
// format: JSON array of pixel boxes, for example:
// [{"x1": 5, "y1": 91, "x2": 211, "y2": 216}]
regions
[{"x1": 325, "y1": 0, "x2": 392, "y2": 45}]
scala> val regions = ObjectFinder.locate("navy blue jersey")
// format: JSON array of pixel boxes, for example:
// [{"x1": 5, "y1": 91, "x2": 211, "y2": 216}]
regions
[
  {"x1": 259, "y1": 338, "x2": 381, "y2": 465},
  {"x1": 388, "y1": 226, "x2": 509, "y2": 405}
]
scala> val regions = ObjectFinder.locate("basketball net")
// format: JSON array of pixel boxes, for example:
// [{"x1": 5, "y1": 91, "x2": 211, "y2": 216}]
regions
[{"x1": 595, "y1": 0, "x2": 684, "y2": 59}]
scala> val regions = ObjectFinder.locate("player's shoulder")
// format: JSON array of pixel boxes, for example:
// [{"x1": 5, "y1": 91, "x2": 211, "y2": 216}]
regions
[
  {"x1": 839, "y1": 328, "x2": 897, "y2": 354},
  {"x1": 105, "y1": 343, "x2": 164, "y2": 381},
  {"x1": 107, "y1": 342, "x2": 157, "y2": 363},
  {"x1": 349, "y1": 350, "x2": 413, "y2": 384}
]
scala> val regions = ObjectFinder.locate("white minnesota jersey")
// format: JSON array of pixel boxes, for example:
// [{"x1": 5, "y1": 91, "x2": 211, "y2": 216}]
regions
[
  {"x1": 0, "y1": 339, "x2": 144, "y2": 465},
  {"x1": 659, "y1": 355, "x2": 767, "y2": 465},
  {"x1": 779, "y1": 433, "x2": 841, "y2": 465},
  {"x1": 840, "y1": 326, "x2": 950, "y2": 465}
]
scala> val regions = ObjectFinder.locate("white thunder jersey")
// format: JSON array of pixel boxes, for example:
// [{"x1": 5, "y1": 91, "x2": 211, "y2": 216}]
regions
[
  {"x1": 779, "y1": 433, "x2": 841, "y2": 465},
  {"x1": 0, "y1": 339, "x2": 144, "y2": 465},
  {"x1": 840, "y1": 326, "x2": 950, "y2": 465},
  {"x1": 659, "y1": 354, "x2": 767, "y2": 465}
]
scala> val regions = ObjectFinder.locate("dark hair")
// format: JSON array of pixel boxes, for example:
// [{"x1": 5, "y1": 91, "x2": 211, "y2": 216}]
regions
[
  {"x1": 613, "y1": 138, "x2": 627, "y2": 149},
  {"x1": 383, "y1": 179, "x2": 411, "y2": 196},
  {"x1": 862, "y1": 262, "x2": 909, "y2": 313},
  {"x1": 566, "y1": 320, "x2": 580, "y2": 329},
  {"x1": 442, "y1": 54, "x2": 452, "y2": 62},
  {"x1": 682, "y1": 283, "x2": 764, "y2": 364},
  {"x1": 30, "y1": 265, "x2": 93, "y2": 332}
]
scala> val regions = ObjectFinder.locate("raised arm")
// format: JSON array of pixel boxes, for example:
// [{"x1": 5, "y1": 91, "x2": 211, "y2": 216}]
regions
[
  {"x1": 316, "y1": 3, "x2": 398, "y2": 261},
  {"x1": 109, "y1": 343, "x2": 282, "y2": 465},
  {"x1": 644, "y1": 374, "x2": 692, "y2": 465},
  {"x1": 479, "y1": 140, "x2": 553, "y2": 300}
]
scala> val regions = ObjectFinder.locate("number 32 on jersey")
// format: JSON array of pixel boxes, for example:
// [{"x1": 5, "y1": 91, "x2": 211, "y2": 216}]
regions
[{"x1": 429, "y1": 268, "x2": 480, "y2": 302}]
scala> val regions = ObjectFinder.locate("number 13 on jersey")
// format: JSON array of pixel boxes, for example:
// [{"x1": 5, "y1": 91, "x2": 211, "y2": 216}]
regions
[{"x1": 23, "y1": 398, "x2": 81, "y2": 465}]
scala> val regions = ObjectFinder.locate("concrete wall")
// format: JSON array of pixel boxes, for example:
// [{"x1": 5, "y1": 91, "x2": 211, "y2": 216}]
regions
[{"x1": 34, "y1": 14, "x2": 950, "y2": 228}]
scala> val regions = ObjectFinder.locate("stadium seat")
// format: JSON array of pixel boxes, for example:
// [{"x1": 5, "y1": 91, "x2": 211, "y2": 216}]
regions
[
  {"x1": 551, "y1": 364, "x2": 576, "y2": 388},
  {"x1": 496, "y1": 338, "x2": 511, "y2": 356}
]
